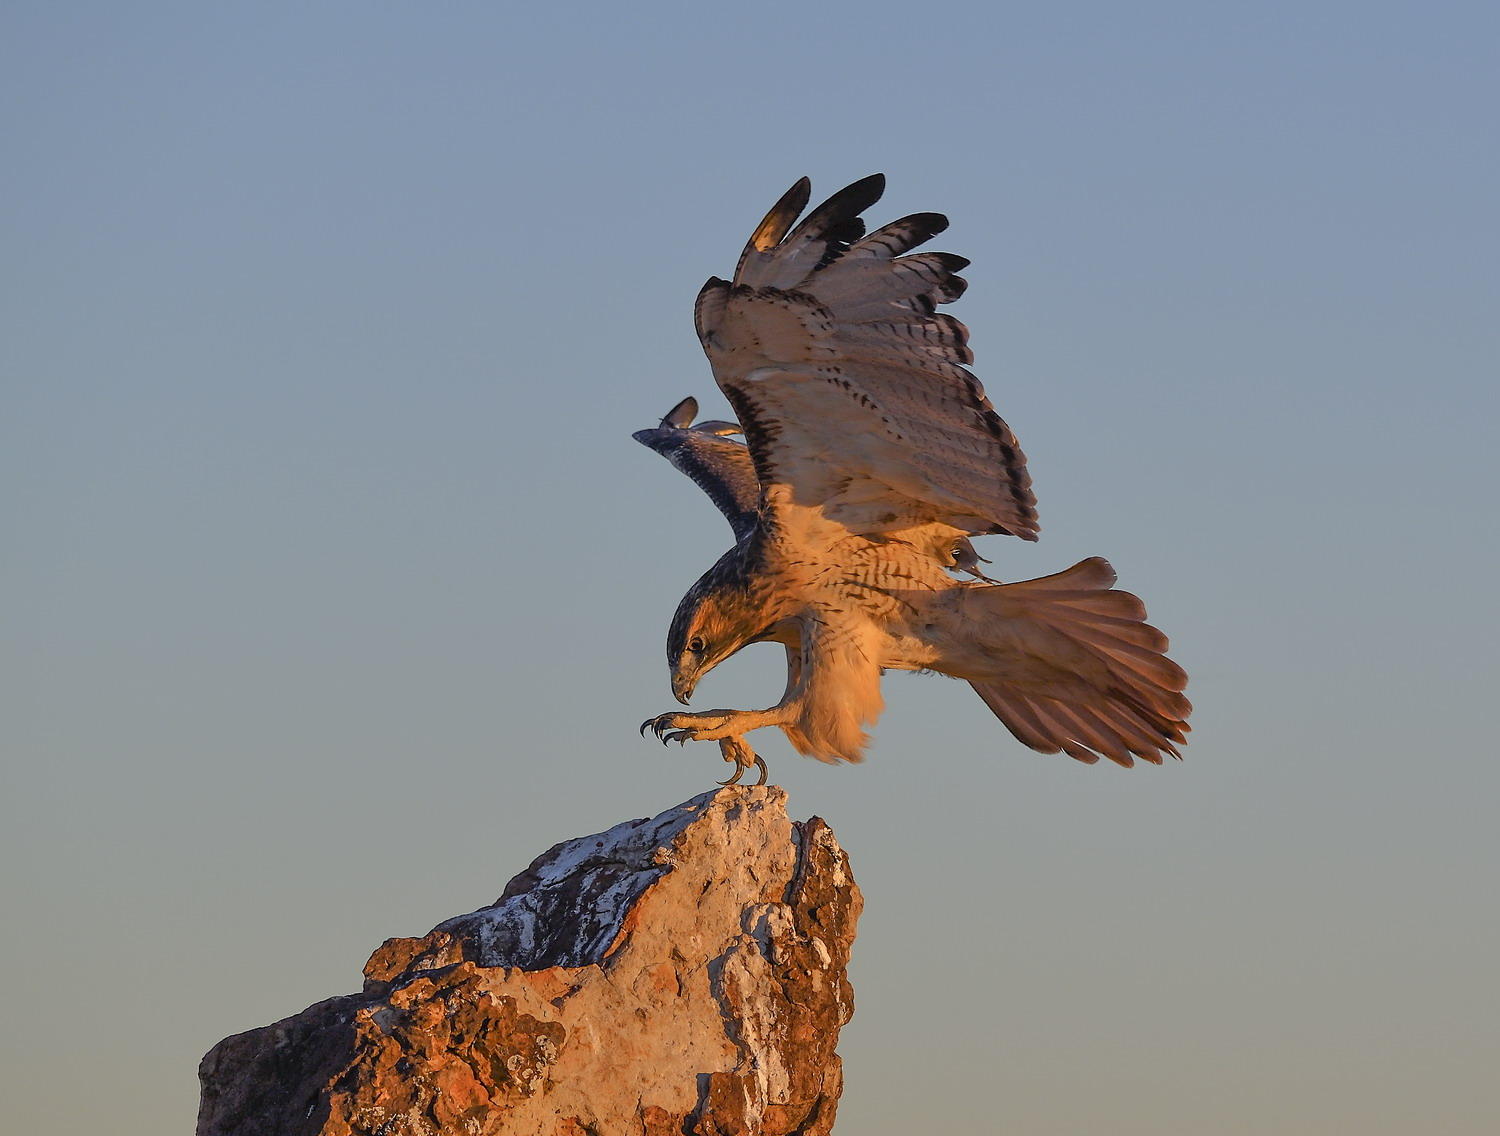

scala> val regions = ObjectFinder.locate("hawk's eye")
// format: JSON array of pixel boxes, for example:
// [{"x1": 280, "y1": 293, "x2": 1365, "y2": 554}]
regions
[{"x1": 688, "y1": 636, "x2": 707, "y2": 654}]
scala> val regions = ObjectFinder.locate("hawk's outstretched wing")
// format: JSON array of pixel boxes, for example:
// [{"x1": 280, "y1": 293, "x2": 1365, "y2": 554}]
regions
[
  {"x1": 694, "y1": 175, "x2": 1038, "y2": 542},
  {"x1": 635, "y1": 396, "x2": 1000, "y2": 580},
  {"x1": 632, "y1": 397, "x2": 760, "y2": 542}
]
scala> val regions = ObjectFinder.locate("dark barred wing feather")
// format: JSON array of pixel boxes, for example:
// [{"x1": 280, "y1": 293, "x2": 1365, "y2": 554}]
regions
[
  {"x1": 632, "y1": 398, "x2": 760, "y2": 542},
  {"x1": 696, "y1": 175, "x2": 1038, "y2": 541}
]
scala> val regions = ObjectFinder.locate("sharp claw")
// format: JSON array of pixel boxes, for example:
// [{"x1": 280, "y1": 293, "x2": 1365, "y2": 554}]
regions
[
  {"x1": 753, "y1": 756, "x2": 769, "y2": 787},
  {"x1": 717, "y1": 762, "x2": 746, "y2": 787},
  {"x1": 642, "y1": 715, "x2": 682, "y2": 742}
]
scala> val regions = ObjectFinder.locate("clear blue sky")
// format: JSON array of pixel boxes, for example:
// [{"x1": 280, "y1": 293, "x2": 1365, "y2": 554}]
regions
[{"x1": 4, "y1": 3, "x2": 1496, "y2": 1132}]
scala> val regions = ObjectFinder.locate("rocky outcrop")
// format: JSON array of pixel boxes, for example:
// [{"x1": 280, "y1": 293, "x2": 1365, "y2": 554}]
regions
[{"x1": 198, "y1": 786, "x2": 862, "y2": 1136}]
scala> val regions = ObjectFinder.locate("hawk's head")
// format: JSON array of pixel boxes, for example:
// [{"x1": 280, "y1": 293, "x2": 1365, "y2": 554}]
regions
[{"x1": 665, "y1": 550, "x2": 771, "y2": 704}]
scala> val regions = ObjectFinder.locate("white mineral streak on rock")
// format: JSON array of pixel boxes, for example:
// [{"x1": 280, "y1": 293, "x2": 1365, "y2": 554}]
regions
[{"x1": 198, "y1": 786, "x2": 862, "y2": 1136}]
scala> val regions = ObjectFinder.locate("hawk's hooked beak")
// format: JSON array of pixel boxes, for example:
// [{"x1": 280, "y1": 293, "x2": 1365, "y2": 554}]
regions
[{"x1": 672, "y1": 672, "x2": 695, "y2": 705}]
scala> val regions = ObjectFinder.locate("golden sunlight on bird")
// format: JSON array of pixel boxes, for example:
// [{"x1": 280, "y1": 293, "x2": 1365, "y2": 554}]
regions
[{"x1": 636, "y1": 175, "x2": 1190, "y2": 784}]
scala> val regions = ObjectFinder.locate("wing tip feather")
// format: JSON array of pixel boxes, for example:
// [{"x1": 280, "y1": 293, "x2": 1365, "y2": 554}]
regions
[{"x1": 749, "y1": 178, "x2": 812, "y2": 252}]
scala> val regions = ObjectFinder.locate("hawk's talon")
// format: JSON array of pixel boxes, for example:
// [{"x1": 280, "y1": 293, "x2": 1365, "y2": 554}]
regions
[
  {"x1": 641, "y1": 714, "x2": 681, "y2": 742},
  {"x1": 640, "y1": 715, "x2": 770, "y2": 786},
  {"x1": 716, "y1": 754, "x2": 769, "y2": 788},
  {"x1": 713, "y1": 736, "x2": 768, "y2": 788}
]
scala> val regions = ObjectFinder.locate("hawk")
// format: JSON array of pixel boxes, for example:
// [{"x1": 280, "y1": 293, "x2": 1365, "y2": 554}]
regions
[{"x1": 637, "y1": 175, "x2": 1190, "y2": 785}]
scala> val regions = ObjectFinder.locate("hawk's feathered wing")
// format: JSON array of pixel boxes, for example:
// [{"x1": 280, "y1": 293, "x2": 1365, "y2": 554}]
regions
[
  {"x1": 695, "y1": 174, "x2": 1038, "y2": 543},
  {"x1": 635, "y1": 394, "x2": 996, "y2": 579},
  {"x1": 632, "y1": 397, "x2": 759, "y2": 541}
]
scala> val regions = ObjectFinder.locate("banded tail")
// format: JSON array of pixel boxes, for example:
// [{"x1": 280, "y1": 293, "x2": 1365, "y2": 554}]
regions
[{"x1": 962, "y1": 557, "x2": 1191, "y2": 767}]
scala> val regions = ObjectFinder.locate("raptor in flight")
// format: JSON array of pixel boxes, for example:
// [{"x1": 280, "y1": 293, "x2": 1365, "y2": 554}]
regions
[{"x1": 638, "y1": 175, "x2": 1189, "y2": 784}]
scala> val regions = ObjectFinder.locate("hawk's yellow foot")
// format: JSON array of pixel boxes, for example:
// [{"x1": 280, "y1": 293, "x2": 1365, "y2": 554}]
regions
[
  {"x1": 716, "y1": 736, "x2": 768, "y2": 787},
  {"x1": 640, "y1": 710, "x2": 739, "y2": 742},
  {"x1": 638, "y1": 714, "x2": 771, "y2": 786}
]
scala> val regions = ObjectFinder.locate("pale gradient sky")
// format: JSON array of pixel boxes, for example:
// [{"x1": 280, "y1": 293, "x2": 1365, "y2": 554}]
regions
[{"x1": 4, "y1": 3, "x2": 1497, "y2": 1133}]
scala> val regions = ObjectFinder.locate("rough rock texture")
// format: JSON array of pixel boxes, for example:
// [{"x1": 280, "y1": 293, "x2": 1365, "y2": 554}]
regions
[{"x1": 198, "y1": 786, "x2": 862, "y2": 1136}]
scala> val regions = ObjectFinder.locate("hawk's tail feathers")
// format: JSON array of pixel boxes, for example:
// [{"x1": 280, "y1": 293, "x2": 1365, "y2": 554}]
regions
[{"x1": 966, "y1": 557, "x2": 1191, "y2": 768}]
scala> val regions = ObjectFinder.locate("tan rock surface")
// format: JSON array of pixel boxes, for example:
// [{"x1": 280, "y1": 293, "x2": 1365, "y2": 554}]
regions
[{"x1": 198, "y1": 786, "x2": 862, "y2": 1136}]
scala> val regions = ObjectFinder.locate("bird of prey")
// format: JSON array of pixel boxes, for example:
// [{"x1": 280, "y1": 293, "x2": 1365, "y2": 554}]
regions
[{"x1": 637, "y1": 175, "x2": 1189, "y2": 785}]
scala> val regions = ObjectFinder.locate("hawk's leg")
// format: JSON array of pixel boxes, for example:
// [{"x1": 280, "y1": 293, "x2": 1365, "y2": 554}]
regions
[
  {"x1": 639, "y1": 708, "x2": 786, "y2": 786},
  {"x1": 639, "y1": 706, "x2": 789, "y2": 743}
]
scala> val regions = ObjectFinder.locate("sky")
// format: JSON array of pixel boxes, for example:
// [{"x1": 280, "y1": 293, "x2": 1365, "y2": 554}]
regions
[{"x1": 3, "y1": 2, "x2": 1497, "y2": 1132}]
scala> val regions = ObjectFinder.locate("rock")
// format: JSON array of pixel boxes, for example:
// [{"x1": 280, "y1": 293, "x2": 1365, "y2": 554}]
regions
[{"x1": 198, "y1": 786, "x2": 862, "y2": 1136}]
